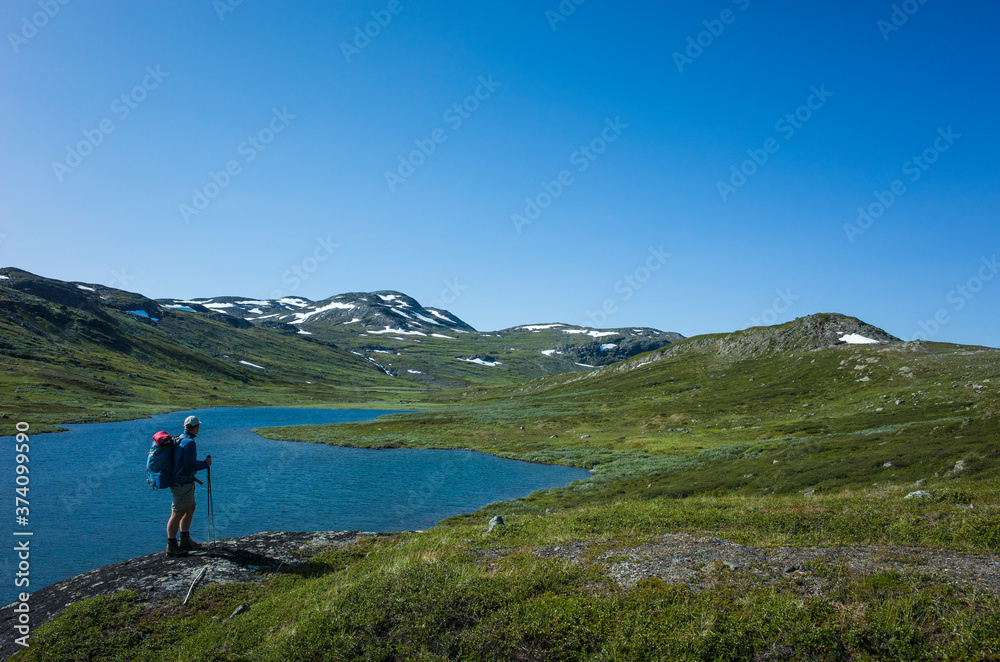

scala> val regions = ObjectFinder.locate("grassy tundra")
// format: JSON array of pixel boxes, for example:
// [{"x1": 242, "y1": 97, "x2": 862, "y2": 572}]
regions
[{"x1": 13, "y1": 318, "x2": 1000, "y2": 660}]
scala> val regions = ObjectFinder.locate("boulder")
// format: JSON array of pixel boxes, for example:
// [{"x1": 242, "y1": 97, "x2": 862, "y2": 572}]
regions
[{"x1": 487, "y1": 516, "x2": 505, "y2": 534}]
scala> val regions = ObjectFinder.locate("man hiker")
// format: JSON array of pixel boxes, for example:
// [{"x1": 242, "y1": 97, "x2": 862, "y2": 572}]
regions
[{"x1": 166, "y1": 415, "x2": 212, "y2": 557}]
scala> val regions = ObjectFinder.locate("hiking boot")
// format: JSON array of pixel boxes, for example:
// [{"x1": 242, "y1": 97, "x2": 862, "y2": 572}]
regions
[
  {"x1": 179, "y1": 532, "x2": 203, "y2": 551},
  {"x1": 166, "y1": 539, "x2": 188, "y2": 557}
]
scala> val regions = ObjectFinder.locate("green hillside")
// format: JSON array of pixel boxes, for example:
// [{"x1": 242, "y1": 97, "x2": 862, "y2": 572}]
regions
[
  {"x1": 0, "y1": 268, "x2": 679, "y2": 433},
  {"x1": 16, "y1": 314, "x2": 1000, "y2": 661},
  {"x1": 262, "y1": 318, "x2": 998, "y2": 500},
  {"x1": 0, "y1": 271, "x2": 410, "y2": 434}
]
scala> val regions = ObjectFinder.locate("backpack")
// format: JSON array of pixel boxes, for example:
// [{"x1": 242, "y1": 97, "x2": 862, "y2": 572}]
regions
[{"x1": 146, "y1": 431, "x2": 180, "y2": 489}]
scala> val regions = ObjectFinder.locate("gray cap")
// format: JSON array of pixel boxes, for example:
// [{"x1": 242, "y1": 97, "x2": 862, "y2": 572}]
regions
[{"x1": 184, "y1": 415, "x2": 201, "y2": 428}]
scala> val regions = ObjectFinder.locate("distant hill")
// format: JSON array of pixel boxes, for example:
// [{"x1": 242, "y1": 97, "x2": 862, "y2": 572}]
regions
[
  {"x1": 0, "y1": 267, "x2": 685, "y2": 425},
  {"x1": 159, "y1": 291, "x2": 475, "y2": 334}
]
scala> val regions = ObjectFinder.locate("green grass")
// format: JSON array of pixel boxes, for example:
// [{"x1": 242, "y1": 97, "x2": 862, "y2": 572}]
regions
[
  {"x1": 259, "y1": 338, "x2": 1000, "y2": 508},
  {"x1": 9, "y1": 315, "x2": 1000, "y2": 660},
  {"x1": 16, "y1": 490, "x2": 1000, "y2": 661}
]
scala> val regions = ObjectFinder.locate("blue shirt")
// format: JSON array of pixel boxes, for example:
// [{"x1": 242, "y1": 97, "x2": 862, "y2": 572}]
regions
[{"x1": 171, "y1": 432, "x2": 208, "y2": 485}]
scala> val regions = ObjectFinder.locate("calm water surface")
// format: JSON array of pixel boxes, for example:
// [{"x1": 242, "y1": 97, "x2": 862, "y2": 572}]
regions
[{"x1": 0, "y1": 407, "x2": 589, "y2": 603}]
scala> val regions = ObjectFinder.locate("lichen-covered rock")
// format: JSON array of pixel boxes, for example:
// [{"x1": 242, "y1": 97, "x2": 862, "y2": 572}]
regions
[
  {"x1": 486, "y1": 516, "x2": 505, "y2": 534},
  {"x1": 0, "y1": 530, "x2": 383, "y2": 661}
]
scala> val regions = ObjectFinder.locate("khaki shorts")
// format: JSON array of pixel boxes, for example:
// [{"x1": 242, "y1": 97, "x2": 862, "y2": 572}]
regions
[{"x1": 170, "y1": 482, "x2": 196, "y2": 512}]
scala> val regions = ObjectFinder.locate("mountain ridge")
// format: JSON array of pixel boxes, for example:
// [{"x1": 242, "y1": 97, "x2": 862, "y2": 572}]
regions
[{"x1": 0, "y1": 267, "x2": 685, "y2": 429}]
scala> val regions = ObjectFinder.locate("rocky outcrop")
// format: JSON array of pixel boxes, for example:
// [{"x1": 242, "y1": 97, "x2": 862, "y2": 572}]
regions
[
  {"x1": 567, "y1": 335, "x2": 680, "y2": 366},
  {"x1": 0, "y1": 530, "x2": 384, "y2": 661},
  {"x1": 471, "y1": 532, "x2": 1000, "y2": 594},
  {"x1": 714, "y1": 313, "x2": 900, "y2": 359}
]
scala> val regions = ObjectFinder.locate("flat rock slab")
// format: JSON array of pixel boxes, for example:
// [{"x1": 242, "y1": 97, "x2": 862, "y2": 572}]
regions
[
  {"x1": 0, "y1": 530, "x2": 383, "y2": 662},
  {"x1": 601, "y1": 533, "x2": 1000, "y2": 593}
]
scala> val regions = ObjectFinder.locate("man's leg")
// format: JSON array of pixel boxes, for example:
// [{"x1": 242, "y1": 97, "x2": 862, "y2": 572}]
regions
[
  {"x1": 167, "y1": 510, "x2": 184, "y2": 539},
  {"x1": 179, "y1": 506, "x2": 203, "y2": 549},
  {"x1": 179, "y1": 505, "x2": 195, "y2": 534},
  {"x1": 167, "y1": 483, "x2": 196, "y2": 555}
]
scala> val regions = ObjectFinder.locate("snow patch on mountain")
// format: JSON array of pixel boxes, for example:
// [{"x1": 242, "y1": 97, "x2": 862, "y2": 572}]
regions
[
  {"x1": 840, "y1": 333, "x2": 879, "y2": 345},
  {"x1": 414, "y1": 313, "x2": 441, "y2": 325},
  {"x1": 564, "y1": 329, "x2": 618, "y2": 338},
  {"x1": 459, "y1": 357, "x2": 503, "y2": 367},
  {"x1": 369, "y1": 327, "x2": 427, "y2": 336},
  {"x1": 519, "y1": 324, "x2": 565, "y2": 331},
  {"x1": 290, "y1": 301, "x2": 356, "y2": 324},
  {"x1": 351, "y1": 350, "x2": 393, "y2": 376},
  {"x1": 428, "y1": 309, "x2": 456, "y2": 322}
]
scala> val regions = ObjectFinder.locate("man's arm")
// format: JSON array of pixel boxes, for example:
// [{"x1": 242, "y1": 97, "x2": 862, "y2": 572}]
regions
[{"x1": 181, "y1": 440, "x2": 209, "y2": 476}]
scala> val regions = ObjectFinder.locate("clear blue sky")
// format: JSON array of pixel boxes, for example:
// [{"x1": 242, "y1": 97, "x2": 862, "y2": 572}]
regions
[{"x1": 2, "y1": 1, "x2": 998, "y2": 345}]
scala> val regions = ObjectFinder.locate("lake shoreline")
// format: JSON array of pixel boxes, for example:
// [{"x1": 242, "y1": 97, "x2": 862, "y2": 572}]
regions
[
  {"x1": 2, "y1": 401, "x2": 428, "y2": 436},
  {"x1": 0, "y1": 406, "x2": 589, "y2": 609}
]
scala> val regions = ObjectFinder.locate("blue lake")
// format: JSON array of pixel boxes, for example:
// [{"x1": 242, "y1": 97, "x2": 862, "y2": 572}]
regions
[{"x1": 0, "y1": 407, "x2": 589, "y2": 604}]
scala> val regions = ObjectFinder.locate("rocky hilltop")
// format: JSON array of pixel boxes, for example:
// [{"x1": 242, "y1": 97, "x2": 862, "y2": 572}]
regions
[
  {"x1": 160, "y1": 291, "x2": 475, "y2": 334},
  {"x1": 715, "y1": 313, "x2": 901, "y2": 359}
]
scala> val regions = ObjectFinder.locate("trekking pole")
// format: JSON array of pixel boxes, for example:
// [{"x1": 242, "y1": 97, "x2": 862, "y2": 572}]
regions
[{"x1": 206, "y1": 466, "x2": 217, "y2": 549}]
